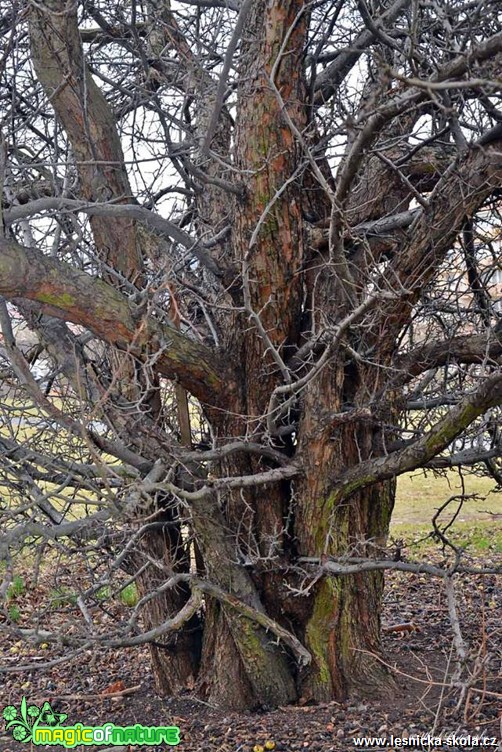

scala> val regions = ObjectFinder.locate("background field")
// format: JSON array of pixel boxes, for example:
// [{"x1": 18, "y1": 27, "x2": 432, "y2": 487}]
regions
[{"x1": 392, "y1": 470, "x2": 502, "y2": 554}]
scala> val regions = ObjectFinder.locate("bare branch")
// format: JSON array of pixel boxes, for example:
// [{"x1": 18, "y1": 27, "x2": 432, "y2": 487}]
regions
[
  {"x1": 5, "y1": 199, "x2": 225, "y2": 278},
  {"x1": 333, "y1": 371, "x2": 502, "y2": 501},
  {"x1": 298, "y1": 556, "x2": 501, "y2": 577},
  {"x1": 313, "y1": 0, "x2": 410, "y2": 105},
  {"x1": 0, "y1": 236, "x2": 223, "y2": 402}
]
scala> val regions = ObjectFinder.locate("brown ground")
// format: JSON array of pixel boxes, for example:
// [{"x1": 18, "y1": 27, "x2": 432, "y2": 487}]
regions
[{"x1": 1, "y1": 568, "x2": 500, "y2": 752}]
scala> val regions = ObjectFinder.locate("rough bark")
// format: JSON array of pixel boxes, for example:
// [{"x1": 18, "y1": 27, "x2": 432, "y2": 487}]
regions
[
  {"x1": 187, "y1": 0, "x2": 311, "y2": 706},
  {"x1": 292, "y1": 347, "x2": 397, "y2": 700}
]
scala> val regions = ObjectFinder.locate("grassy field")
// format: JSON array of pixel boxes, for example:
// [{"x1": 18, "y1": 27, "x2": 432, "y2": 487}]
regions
[{"x1": 392, "y1": 470, "x2": 502, "y2": 554}]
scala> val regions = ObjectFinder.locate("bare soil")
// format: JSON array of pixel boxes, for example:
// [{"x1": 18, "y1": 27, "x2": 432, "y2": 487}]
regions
[{"x1": 1, "y1": 566, "x2": 500, "y2": 752}]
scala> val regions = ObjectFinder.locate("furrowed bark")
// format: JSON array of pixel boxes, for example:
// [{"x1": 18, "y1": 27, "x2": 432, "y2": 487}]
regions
[{"x1": 195, "y1": 0, "x2": 309, "y2": 706}]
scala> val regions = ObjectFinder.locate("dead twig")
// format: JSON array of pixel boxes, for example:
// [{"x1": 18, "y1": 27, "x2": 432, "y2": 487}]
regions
[{"x1": 32, "y1": 684, "x2": 141, "y2": 702}]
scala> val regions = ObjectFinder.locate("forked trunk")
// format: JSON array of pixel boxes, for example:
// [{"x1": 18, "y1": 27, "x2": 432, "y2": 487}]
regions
[{"x1": 183, "y1": 385, "x2": 397, "y2": 707}]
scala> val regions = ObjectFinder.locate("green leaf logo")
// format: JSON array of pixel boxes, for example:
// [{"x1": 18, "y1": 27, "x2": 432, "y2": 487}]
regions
[{"x1": 2, "y1": 697, "x2": 67, "y2": 744}]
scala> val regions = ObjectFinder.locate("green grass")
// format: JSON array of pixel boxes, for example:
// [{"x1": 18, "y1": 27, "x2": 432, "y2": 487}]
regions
[
  {"x1": 93, "y1": 583, "x2": 138, "y2": 607},
  {"x1": 118, "y1": 583, "x2": 138, "y2": 607},
  {"x1": 392, "y1": 470, "x2": 502, "y2": 555},
  {"x1": 49, "y1": 587, "x2": 78, "y2": 608},
  {"x1": 7, "y1": 604, "x2": 21, "y2": 623},
  {"x1": 3, "y1": 575, "x2": 26, "y2": 623},
  {"x1": 94, "y1": 585, "x2": 111, "y2": 602},
  {"x1": 389, "y1": 520, "x2": 502, "y2": 556},
  {"x1": 6, "y1": 574, "x2": 26, "y2": 601},
  {"x1": 393, "y1": 470, "x2": 501, "y2": 525}
]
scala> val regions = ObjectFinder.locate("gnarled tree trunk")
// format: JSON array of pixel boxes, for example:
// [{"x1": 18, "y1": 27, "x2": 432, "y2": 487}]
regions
[{"x1": 3, "y1": 0, "x2": 500, "y2": 715}]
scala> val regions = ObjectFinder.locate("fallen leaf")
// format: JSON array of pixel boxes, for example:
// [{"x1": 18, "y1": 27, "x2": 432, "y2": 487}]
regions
[{"x1": 102, "y1": 680, "x2": 126, "y2": 695}]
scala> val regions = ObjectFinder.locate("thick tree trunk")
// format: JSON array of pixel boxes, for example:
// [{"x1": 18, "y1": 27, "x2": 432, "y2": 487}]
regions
[
  {"x1": 192, "y1": 493, "x2": 297, "y2": 709},
  {"x1": 184, "y1": 0, "x2": 398, "y2": 706},
  {"x1": 296, "y1": 477, "x2": 396, "y2": 701},
  {"x1": 189, "y1": 427, "x2": 396, "y2": 707},
  {"x1": 190, "y1": 351, "x2": 398, "y2": 707},
  {"x1": 135, "y1": 518, "x2": 201, "y2": 695},
  {"x1": 292, "y1": 353, "x2": 397, "y2": 701}
]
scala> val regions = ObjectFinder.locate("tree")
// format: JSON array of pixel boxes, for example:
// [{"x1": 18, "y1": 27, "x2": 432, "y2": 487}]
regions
[{"x1": 1, "y1": 0, "x2": 502, "y2": 710}]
